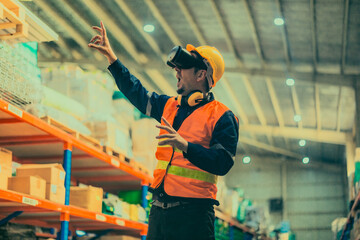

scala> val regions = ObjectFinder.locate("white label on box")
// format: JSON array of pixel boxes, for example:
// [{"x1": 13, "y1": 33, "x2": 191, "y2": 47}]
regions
[
  {"x1": 51, "y1": 184, "x2": 57, "y2": 193},
  {"x1": 115, "y1": 219, "x2": 125, "y2": 226},
  {"x1": 22, "y1": 197, "x2": 38, "y2": 206},
  {"x1": 95, "y1": 214, "x2": 106, "y2": 222},
  {"x1": 59, "y1": 172, "x2": 65, "y2": 180},
  {"x1": 111, "y1": 158, "x2": 120, "y2": 168},
  {"x1": 7, "y1": 104, "x2": 23, "y2": 118}
]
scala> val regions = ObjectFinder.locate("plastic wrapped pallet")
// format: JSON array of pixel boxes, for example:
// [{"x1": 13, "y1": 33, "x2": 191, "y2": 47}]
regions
[
  {"x1": 0, "y1": 41, "x2": 42, "y2": 109},
  {"x1": 42, "y1": 66, "x2": 114, "y2": 116},
  {"x1": 131, "y1": 118, "x2": 158, "y2": 153},
  {"x1": 26, "y1": 103, "x2": 91, "y2": 136},
  {"x1": 41, "y1": 85, "x2": 87, "y2": 121}
]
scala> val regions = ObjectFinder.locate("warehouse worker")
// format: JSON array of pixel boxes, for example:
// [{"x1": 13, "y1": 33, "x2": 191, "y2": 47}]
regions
[{"x1": 89, "y1": 22, "x2": 239, "y2": 240}]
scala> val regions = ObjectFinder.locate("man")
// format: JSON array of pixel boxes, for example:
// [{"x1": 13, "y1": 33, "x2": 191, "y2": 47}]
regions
[{"x1": 89, "y1": 22, "x2": 239, "y2": 240}]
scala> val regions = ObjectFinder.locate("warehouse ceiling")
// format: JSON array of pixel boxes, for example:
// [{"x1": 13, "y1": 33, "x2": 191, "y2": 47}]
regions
[{"x1": 19, "y1": 0, "x2": 359, "y2": 169}]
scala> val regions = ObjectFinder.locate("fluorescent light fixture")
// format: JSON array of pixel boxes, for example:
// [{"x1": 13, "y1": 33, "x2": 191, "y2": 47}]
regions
[
  {"x1": 302, "y1": 157, "x2": 310, "y2": 164},
  {"x1": 242, "y1": 156, "x2": 251, "y2": 164},
  {"x1": 294, "y1": 115, "x2": 302, "y2": 122},
  {"x1": 274, "y1": 17, "x2": 285, "y2": 26},
  {"x1": 286, "y1": 78, "x2": 295, "y2": 86},
  {"x1": 143, "y1": 24, "x2": 155, "y2": 33},
  {"x1": 299, "y1": 139, "x2": 306, "y2": 147}
]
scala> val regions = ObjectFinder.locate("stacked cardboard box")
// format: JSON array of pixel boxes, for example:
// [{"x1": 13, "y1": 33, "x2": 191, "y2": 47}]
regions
[
  {"x1": 70, "y1": 185, "x2": 103, "y2": 212},
  {"x1": 8, "y1": 176, "x2": 46, "y2": 199},
  {"x1": 16, "y1": 164, "x2": 66, "y2": 204},
  {"x1": 0, "y1": 148, "x2": 12, "y2": 190}
]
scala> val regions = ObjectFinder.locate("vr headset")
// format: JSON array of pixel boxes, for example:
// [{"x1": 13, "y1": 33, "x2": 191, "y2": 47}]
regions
[{"x1": 166, "y1": 46, "x2": 207, "y2": 70}]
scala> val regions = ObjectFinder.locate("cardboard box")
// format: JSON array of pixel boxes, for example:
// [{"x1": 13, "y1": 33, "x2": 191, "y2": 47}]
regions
[
  {"x1": 16, "y1": 164, "x2": 65, "y2": 186},
  {"x1": 46, "y1": 183, "x2": 65, "y2": 204},
  {"x1": 70, "y1": 186, "x2": 103, "y2": 212},
  {"x1": 0, "y1": 147, "x2": 12, "y2": 168},
  {"x1": 0, "y1": 165, "x2": 12, "y2": 190},
  {"x1": 8, "y1": 175, "x2": 46, "y2": 199}
]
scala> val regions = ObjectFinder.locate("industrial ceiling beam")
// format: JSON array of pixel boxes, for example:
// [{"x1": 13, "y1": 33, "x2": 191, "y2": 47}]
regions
[
  {"x1": 239, "y1": 124, "x2": 349, "y2": 145},
  {"x1": 144, "y1": 0, "x2": 182, "y2": 46},
  {"x1": 310, "y1": 0, "x2": 318, "y2": 72},
  {"x1": 340, "y1": 0, "x2": 350, "y2": 75},
  {"x1": 242, "y1": 0, "x2": 265, "y2": 67},
  {"x1": 208, "y1": 0, "x2": 244, "y2": 67},
  {"x1": 243, "y1": 76, "x2": 273, "y2": 145},
  {"x1": 114, "y1": 0, "x2": 165, "y2": 61},
  {"x1": 274, "y1": 0, "x2": 291, "y2": 69},
  {"x1": 265, "y1": 77, "x2": 290, "y2": 148},
  {"x1": 239, "y1": 137, "x2": 302, "y2": 159},
  {"x1": 176, "y1": 0, "x2": 206, "y2": 45},
  {"x1": 84, "y1": 0, "x2": 146, "y2": 64},
  {"x1": 291, "y1": 86, "x2": 303, "y2": 128},
  {"x1": 336, "y1": 87, "x2": 343, "y2": 132},
  {"x1": 225, "y1": 67, "x2": 355, "y2": 87},
  {"x1": 34, "y1": 0, "x2": 99, "y2": 60},
  {"x1": 315, "y1": 84, "x2": 322, "y2": 130}
]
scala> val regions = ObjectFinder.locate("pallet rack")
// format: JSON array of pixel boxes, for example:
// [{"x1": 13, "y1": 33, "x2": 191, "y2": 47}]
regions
[{"x1": 0, "y1": 98, "x2": 151, "y2": 239}]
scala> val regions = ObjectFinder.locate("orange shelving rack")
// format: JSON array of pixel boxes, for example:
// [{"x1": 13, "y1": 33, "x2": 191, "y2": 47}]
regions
[{"x1": 0, "y1": 98, "x2": 151, "y2": 239}]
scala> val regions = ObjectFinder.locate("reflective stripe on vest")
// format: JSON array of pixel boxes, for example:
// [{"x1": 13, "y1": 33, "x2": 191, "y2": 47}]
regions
[{"x1": 156, "y1": 160, "x2": 217, "y2": 184}]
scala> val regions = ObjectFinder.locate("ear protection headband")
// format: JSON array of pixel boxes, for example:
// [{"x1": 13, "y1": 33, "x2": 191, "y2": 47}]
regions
[{"x1": 177, "y1": 90, "x2": 208, "y2": 107}]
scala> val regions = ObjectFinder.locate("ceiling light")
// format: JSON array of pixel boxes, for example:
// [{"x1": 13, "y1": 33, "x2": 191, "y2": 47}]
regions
[
  {"x1": 143, "y1": 24, "x2": 155, "y2": 33},
  {"x1": 302, "y1": 157, "x2": 310, "y2": 164},
  {"x1": 274, "y1": 18, "x2": 285, "y2": 26},
  {"x1": 286, "y1": 78, "x2": 295, "y2": 86},
  {"x1": 299, "y1": 139, "x2": 306, "y2": 147},
  {"x1": 242, "y1": 156, "x2": 251, "y2": 164},
  {"x1": 294, "y1": 115, "x2": 302, "y2": 122}
]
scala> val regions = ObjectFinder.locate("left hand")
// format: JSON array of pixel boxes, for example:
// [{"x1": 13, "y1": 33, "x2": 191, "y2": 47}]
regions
[{"x1": 156, "y1": 117, "x2": 188, "y2": 153}]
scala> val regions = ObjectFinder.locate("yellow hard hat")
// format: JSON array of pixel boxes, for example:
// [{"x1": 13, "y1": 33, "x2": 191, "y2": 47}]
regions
[{"x1": 186, "y1": 44, "x2": 225, "y2": 88}]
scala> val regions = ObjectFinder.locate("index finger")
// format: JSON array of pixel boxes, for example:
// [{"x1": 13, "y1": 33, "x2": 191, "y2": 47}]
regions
[
  {"x1": 100, "y1": 21, "x2": 107, "y2": 38},
  {"x1": 161, "y1": 117, "x2": 173, "y2": 129}
]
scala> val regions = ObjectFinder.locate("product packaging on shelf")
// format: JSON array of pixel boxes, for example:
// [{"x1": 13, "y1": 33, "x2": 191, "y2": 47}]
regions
[
  {"x1": 16, "y1": 163, "x2": 65, "y2": 186},
  {"x1": 16, "y1": 164, "x2": 66, "y2": 203},
  {"x1": 70, "y1": 185, "x2": 103, "y2": 212},
  {"x1": 8, "y1": 175, "x2": 46, "y2": 199},
  {"x1": 46, "y1": 183, "x2": 65, "y2": 204}
]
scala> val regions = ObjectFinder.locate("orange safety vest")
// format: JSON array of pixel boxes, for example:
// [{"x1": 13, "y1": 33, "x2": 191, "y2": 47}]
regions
[{"x1": 150, "y1": 97, "x2": 233, "y2": 200}]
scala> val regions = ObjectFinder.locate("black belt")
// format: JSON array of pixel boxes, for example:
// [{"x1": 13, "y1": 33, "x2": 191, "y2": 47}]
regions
[{"x1": 151, "y1": 199, "x2": 189, "y2": 209}]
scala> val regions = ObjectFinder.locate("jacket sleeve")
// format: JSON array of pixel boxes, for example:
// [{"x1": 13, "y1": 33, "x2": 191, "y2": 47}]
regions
[
  {"x1": 108, "y1": 59, "x2": 170, "y2": 123},
  {"x1": 183, "y1": 111, "x2": 239, "y2": 176}
]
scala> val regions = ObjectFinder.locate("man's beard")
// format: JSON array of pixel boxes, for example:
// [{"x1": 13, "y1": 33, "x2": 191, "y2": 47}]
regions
[{"x1": 177, "y1": 88, "x2": 184, "y2": 94}]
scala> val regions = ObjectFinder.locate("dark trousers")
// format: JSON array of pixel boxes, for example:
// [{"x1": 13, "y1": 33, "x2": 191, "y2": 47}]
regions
[{"x1": 146, "y1": 203, "x2": 215, "y2": 240}]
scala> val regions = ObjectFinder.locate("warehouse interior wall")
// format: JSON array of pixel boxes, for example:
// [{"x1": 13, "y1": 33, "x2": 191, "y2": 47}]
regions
[{"x1": 226, "y1": 155, "x2": 347, "y2": 240}]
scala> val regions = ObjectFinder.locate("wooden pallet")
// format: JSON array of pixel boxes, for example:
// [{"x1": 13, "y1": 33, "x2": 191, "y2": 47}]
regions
[
  {"x1": 41, "y1": 116, "x2": 101, "y2": 149},
  {"x1": 130, "y1": 161, "x2": 150, "y2": 175},
  {"x1": 102, "y1": 146, "x2": 150, "y2": 175},
  {"x1": 102, "y1": 145, "x2": 128, "y2": 163},
  {"x1": 0, "y1": 1, "x2": 28, "y2": 40}
]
